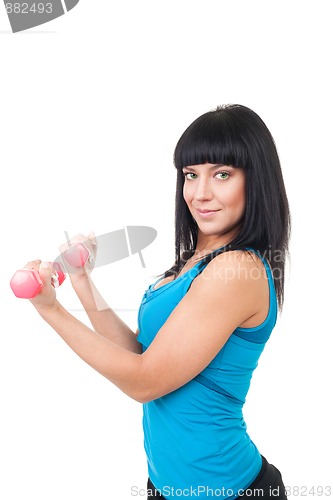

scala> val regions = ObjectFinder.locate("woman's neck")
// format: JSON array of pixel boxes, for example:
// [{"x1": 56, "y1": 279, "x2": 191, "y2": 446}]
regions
[{"x1": 195, "y1": 225, "x2": 241, "y2": 255}]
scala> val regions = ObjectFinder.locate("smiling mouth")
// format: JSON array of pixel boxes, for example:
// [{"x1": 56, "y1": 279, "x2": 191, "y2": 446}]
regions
[{"x1": 196, "y1": 209, "x2": 220, "y2": 217}]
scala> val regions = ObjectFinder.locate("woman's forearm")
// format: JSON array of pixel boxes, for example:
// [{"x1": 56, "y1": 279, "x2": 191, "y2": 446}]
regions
[
  {"x1": 69, "y1": 274, "x2": 142, "y2": 354},
  {"x1": 36, "y1": 301, "x2": 146, "y2": 402}
]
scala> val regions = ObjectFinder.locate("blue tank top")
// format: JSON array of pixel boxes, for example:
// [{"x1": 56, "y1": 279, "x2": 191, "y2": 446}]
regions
[{"x1": 137, "y1": 249, "x2": 278, "y2": 499}]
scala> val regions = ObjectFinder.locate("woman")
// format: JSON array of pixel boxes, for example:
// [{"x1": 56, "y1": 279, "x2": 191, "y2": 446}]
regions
[{"x1": 24, "y1": 104, "x2": 290, "y2": 499}]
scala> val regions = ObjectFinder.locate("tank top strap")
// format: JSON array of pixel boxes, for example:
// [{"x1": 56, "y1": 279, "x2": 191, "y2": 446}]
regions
[{"x1": 188, "y1": 247, "x2": 278, "y2": 343}]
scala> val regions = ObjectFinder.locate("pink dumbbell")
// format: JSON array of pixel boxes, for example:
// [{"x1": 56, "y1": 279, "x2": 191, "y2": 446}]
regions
[
  {"x1": 10, "y1": 243, "x2": 91, "y2": 299},
  {"x1": 10, "y1": 262, "x2": 66, "y2": 299},
  {"x1": 62, "y1": 242, "x2": 91, "y2": 267}
]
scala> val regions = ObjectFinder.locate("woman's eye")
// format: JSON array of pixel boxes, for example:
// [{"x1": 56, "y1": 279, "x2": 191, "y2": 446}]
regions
[
  {"x1": 183, "y1": 171, "x2": 230, "y2": 180},
  {"x1": 184, "y1": 172, "x2": 197, "y2": 180},
  {"x1": 216, "y1": 171, "x2": 230, "y2": 180}
]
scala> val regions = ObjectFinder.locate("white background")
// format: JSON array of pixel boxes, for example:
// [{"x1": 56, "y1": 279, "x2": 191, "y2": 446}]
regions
[{"x1": 0, "y1": 1, "x2": 332, "y2": 499}]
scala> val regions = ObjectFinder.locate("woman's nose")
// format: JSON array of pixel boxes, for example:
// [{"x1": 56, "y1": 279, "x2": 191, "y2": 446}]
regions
[{"x1": 194, "y1": 178, "x2": 213, "y2": 201}]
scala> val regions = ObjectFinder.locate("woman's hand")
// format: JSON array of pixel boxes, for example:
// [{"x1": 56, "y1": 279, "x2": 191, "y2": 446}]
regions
[
  {"x1": 59, "y1": 231, "x2": 98, "y2": 282},
  {"x1": 26, "y1": 260, "x2": 59, "y2": 311}
]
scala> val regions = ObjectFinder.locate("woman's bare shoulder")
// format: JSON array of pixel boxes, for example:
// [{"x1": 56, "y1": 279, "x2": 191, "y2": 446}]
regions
[{"x1": 200, "y1": 249, "x2": 266, "y2": 282}]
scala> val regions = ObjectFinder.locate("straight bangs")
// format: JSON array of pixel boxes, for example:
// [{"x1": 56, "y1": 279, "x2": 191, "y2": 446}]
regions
[{"x1": 174, "y1": 111, "x2": 249, "y2": 169}]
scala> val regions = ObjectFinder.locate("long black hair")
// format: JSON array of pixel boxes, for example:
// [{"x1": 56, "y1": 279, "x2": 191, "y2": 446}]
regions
[{"x1": 163, "y1": 104, "x2": 291, "y2": 311}]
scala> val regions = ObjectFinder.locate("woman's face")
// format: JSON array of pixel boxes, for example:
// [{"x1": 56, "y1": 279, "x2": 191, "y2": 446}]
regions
[{"x1": 182, "y1": 163, "x2": 246, "y2": 248}]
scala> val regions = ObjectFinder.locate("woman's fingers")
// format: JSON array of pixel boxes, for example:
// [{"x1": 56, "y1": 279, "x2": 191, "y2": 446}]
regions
[
  {"x1": 59, "y1": 232, "x2": 97, "y2": 255},
  {"x1": 58, "y1": 232, "x2": 97, "y2": 279},
  {"x1": 88, "y1": 230, "x2": 98, "y2": 247},
  {"x1": 24, "y1": 261, "x2": 57, "y2": 287},
  {"x1": 59, "y1": 234, "x2": 85, "y2": 253},
  {"x1": 24, "y1": 260, "x2": 42, "y2": 271},
  {"x1": 38, "y1": 262, "x2": 54, "y2": 286}
]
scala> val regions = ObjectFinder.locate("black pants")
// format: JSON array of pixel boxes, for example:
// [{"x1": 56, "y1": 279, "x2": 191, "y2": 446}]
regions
[{"x1": 147, "y1": 456, "x2": 287, "y2": 499}]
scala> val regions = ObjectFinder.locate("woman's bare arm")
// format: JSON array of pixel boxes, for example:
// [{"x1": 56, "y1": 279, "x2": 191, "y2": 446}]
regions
[
  {"x1": 70, "y1": 274, "x2": 142, "y2": 354},
  {"x1": 30, "y1": 251, "x2": 267, "y2": 404}
]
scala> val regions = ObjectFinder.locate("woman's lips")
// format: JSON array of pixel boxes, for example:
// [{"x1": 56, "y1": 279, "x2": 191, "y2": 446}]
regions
[{"x1": 196, "y1": 208, "x2": 220, "y2": 218}]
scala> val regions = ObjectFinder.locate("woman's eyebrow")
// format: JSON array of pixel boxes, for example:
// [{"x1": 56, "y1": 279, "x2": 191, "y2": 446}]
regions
[
  {"x1": 210, "y1": 164, "x2": 235, "y2": 170},
  {"x1": 182, "y1": 164, "x2": 233, "y2": 171}
]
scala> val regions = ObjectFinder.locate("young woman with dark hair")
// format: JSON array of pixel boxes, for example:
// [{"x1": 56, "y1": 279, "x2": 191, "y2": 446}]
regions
[
  {"x1": 22, "y1": 104, "x2": 291, "y2": 499},
  {"x1": 168, "y1": 104, "x2": 290, "y2": 311}
]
